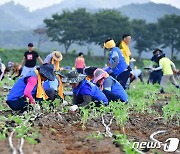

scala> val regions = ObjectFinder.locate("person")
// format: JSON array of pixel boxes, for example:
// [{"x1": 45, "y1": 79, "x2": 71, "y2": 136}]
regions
[
  {"x1": 104, "y1": 38, "x2": 131, "y2": 89},
  {"x1": 62, "y1": 71, "x2": 108, "y2": 112},
  {"x1": 119, "y1": 34, "x2": 132, "y2": 65},
  {"x1": 20, "y1": 43, "x2": 43, "y2": 77},
  {"x1": 0, "y1": 58, "x2": 6, "y2": 81},
  {"x1": 75, "y1": 52, "x2": 86, "y2": 74},
  {"x1": 84, "y1": 66, "x2": 97, "y2": 82},
  {"x1": 7, "y1": 64, "x2": 55, "y2": 112},
  {"x1": 43, "y1": 71, "x2": 65, "y2": 101},
  {"x1": 44, "y1": 51, "x2": 63, "y2": 71},
  {"x1": 149, "y1": 49, "x2": 163, "y2": 84},
  {"x1": 130, "y1": 66, "x2": 144, "y2": 84},
  {"x1": 11, "y1": 62, "x2": 22, "y2": 80},
  {"x1": 152, "y1": 53, "x2": 179, "y2": 93},
  {"x1": 44, "y1": 50, "x2": 64, "y2": 99},
  {"x1": 93, "y1": 68, "x2": 128, "y2": 103}
]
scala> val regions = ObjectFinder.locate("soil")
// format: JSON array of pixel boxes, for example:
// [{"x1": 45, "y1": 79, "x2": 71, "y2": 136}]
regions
[{"x1": 0, "y1": 89, "x2": 179, "y2": 154}]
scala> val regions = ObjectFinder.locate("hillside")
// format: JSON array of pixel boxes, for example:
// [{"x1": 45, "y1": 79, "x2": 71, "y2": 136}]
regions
[
  {"x1": 119, "y1": 2, "x2": 180, "y2": 22},
  {"x1": 0, "y1": 1, "x2": 180, "y2": 31}
]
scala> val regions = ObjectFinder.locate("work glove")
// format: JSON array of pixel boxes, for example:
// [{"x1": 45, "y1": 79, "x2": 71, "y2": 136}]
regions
[
  {"x1": 34, "y1": 104, "x2": 41, "y2": 112},
  {"x1": 69, "y1": 105, "x2": 78, "y2": 112},
  {"x1": 61, "y1": 100, "x2": 69, "y2": 106}
]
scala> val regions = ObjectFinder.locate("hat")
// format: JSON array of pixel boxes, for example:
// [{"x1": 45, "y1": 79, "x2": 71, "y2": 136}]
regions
[
  {"x1": 62, "y1": 70, "x2": 86, "y2": 83},
  {"x1": 39, "y1": 64, "x2": 55, "y2": 81},
  {"x1": 28, "y1": 43, "x2": 33, "y2": 47},
  {"x1": 52, "y1": 51, "x2": 63, "y2": 61},
  {"x1": 130, "y1": 58, "x2": 136, "y2": 62},
  {"x1": 104, "y1": 39, "x2": 116, "y2": 49},
  {"x1": 93, "y1": 68, "x2": 107, "y2": 83},
  {"x1": 54, "y1": 70, "x2": 66, "y2": 78},
  {"x1": 84, "y1": 67, "x2": 97, "y2": 77}
]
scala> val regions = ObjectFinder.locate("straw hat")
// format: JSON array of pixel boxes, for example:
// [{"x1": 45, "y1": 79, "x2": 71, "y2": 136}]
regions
[{"x1": 52, "y1": 51, "x2": 63, "y2": 61}]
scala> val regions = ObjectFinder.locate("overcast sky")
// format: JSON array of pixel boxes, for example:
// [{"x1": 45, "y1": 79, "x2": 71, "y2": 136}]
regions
[{"x1": 0, "y1": 0, "x2": 179, "y2": 11}]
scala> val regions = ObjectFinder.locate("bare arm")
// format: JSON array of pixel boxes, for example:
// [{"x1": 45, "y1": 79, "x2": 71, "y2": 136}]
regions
[
  {"x1": 19, "y1": 57, "x2": 26, "y2": 68},
  {"x1": 38, "y1": 56, "x2": 43, "y2": 64}
]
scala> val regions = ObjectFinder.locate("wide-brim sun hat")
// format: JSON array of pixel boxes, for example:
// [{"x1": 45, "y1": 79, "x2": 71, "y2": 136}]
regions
[
  {"x1": 52, "y1": 51, "x2": 63, "y2": 62},
  {"x1": 93, "y1": 68, "x2": 107, "y2": 83},
  {"x1": 39, "y1": 64, "x2": 55, "y2": 81},
  {"x1": 62, "y1": 70, "x2": 86, "y2": 84}
]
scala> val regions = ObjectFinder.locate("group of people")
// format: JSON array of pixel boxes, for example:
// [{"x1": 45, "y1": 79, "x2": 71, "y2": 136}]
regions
[{"x1": 0, "y1": 33, "x2": 179, "y2": 113}]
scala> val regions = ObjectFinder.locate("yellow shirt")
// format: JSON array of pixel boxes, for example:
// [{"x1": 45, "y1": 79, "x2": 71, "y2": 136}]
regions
[
  {"x1": 119, "y1": 41, "x2": 131, "y2": 65},
  {"x1": 159, "y1": 57, "x2": 174, "y2": 75}
]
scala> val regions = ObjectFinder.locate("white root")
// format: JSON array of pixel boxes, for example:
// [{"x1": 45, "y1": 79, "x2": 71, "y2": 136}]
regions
[
  {"x1": 101, "y1": 114, "x2": 114, "y2": 138},
  {"x1": 9, "y1": 131, "x2": 17, "y2": 154},
  {"x1": 18, "y1": 137, "x2": 24, "y2": 154}
]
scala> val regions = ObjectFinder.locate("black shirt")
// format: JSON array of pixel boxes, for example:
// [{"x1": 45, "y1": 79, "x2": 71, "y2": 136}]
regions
[
  {"x1": 151, "y1": 56, "x2": 161, "y2": 68},
  {"x1": 24, "y1": 51, "x2": 39, "y2": 67}
]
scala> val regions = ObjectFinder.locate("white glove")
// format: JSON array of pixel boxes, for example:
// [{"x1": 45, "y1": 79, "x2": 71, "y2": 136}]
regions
[
  {"x1": 69, "y1": 105, "x2": 78, "y2": 112},
  {"x1": 34, "y1": 104, "x2": 41, "y2": 111},
  {"x1": 62, "y1": 100, "x2": 69, "y2": 106}
]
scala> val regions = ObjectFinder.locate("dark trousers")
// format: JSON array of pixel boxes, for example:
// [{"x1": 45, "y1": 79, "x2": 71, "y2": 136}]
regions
[
  {"x1": 151, "y1": 71, "x2": 162, "y2": 84},
  {"x1": 7, "y1": 97, "x2": 30, "y2": 112},
  {"x1": 7, "y1": 88, "x2": 57, "y2": 112},
  {"x1": 76, "y1": 68, "x2": 84, "y2": 74},
  {"x1": 116, "y1": 67, "x2": 131, "y2": 89},
  {"x1": 103, "y1": 90, "x2": 123, "y2": 102}
]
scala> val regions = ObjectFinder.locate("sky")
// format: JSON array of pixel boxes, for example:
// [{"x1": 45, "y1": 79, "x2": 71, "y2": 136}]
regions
[{"x1": 0, "y1": 0, "x2": 180, "y2": 11}]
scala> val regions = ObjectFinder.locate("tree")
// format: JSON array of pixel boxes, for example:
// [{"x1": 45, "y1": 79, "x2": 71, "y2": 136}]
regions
[
  {"x1": 131, "y1": 19, "x2": 158, "y2": 61},
  {"x1": 92, "y1": 10, "x2": 132, "y2": 58},
  {"x1": 33, "y1": 27, "x2": 47, "y2": 49},
  {"x1": 158, "y1": 14, "x2": 180, "y2": 59},
  {"x1": 44, "y1": 8, "x2": 95, "y2": 54}
]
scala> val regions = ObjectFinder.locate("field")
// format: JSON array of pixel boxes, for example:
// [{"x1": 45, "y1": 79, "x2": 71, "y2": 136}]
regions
[{"x1": 0, "y1": 74, "x2": 179, "y2": 154}]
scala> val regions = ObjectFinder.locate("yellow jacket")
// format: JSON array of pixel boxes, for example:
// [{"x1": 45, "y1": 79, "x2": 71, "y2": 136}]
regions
[{"x1": 119, "y1": 41, "x2": 131, "y2": 65}]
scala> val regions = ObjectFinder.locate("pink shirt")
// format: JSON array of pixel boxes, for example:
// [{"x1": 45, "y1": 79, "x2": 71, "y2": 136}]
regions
[
  {"x1": 24, "y1": 76, "x2": 37, "y2": 104},
  {"x1": 75, "y1": 57, "x2": 85, "y2": 69}
]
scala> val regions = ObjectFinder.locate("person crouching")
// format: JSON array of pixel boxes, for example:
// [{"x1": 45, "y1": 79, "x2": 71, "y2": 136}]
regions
[
  {"x1": 62, "y1": 71, "x2": 108, "y2": 112},
  {"x1": 6, "y1": 64, "x2": 55, "y2": 112},
  {"x1": 93, "y1": 68, "x2": 128, "y2": 103}
]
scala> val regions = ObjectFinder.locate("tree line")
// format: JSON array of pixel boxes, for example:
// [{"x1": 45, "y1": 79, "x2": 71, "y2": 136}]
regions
[{"x1": 44, "y1": 8, "x2": 180, "y2": 60}]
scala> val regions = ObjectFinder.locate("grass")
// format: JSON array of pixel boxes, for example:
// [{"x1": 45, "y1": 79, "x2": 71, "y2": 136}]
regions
[{"x1": 1, "y1": 48, "x2": 179, "y2": 69}]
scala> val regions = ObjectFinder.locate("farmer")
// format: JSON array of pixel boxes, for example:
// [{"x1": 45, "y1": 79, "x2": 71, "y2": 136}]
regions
[
  {"x1": 93, "y1": 68, "x2": 128, "y2": 103},
  {"x1": 20, "y1": 43, "x2": 43, "y2": 77},
  {"x1": 7, "y1": 64, "x2": 55, "y2": 112},
  {"x1": 130, "y1": 66, "x2": 144, "y2": 84},
  {"x1": 11, "y1": 62, "x2": 22, "y2": 80},
  {"x1": 44, "y1": 51, "x2": 63, "y2": 71},
  {"x1": 149, "y1": 49, "x2": 163, "y2": 84},
  {"x1": 44, "y1": 50, "x2": 64, "y2": 99},
  {"x1": 152, "y1": 52, "x2": 179, "y2": 93},
  {"x1": 84, "y1": 66, "x2": 97, "y2": 82},
  {"x1": 0, "y1": 58, "x2": 6, "y2": 81},
  {"x1": 43, "y1": 71, "x2": 65, "y2": 101},
  {"x1": 62, "y1": 71, "x2": 108, "y2": 112},
  {"x1": 104, "y1": 38, "x2": 131, "y2": 89},
  {"x1": 75, "y1": 52, "x2": 86, "y2": 74},
  {"x1": 119, "y1": 34, "x2": 132, "y2": 65}
]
